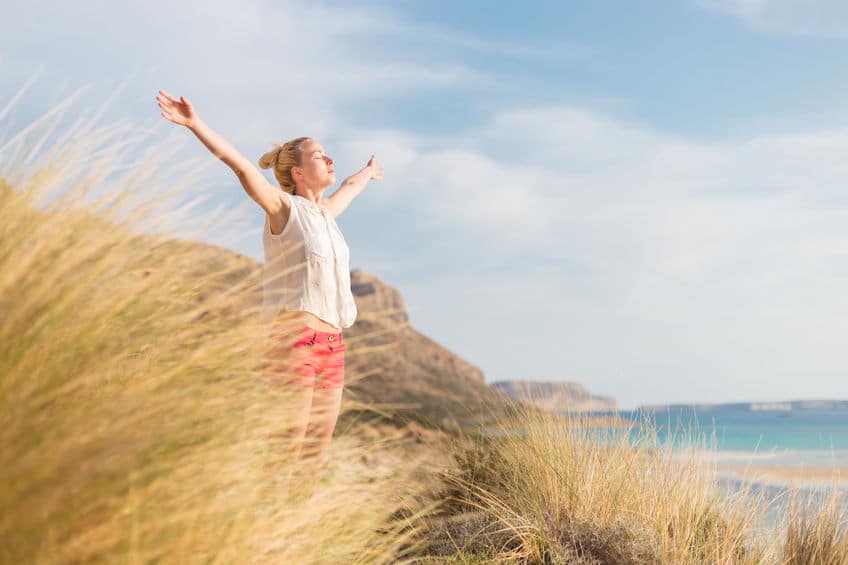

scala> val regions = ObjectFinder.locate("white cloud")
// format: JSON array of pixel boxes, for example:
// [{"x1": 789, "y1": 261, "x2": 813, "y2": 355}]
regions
[
  {"x1": 339, "y1": 105, "x2": 848, "y2": 405},
  {"x1": 697, "y1": 0, "x2": 848, "y2": 37},
  {"x1": 5, "y1": 0, "x2": 848, "y2": 406},
  {"x1": 0, "y1": 0, "x2": 489, "y2": 138},
  {"x1": 342, "y1": 106, "x2": 848, "y2": 286}
]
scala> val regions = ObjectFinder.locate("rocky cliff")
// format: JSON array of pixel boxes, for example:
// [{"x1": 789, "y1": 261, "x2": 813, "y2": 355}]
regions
[
  {"x1": 491, "y1": 380, "x2": 618, "y2": 413},
  {"x1": 342, "y1": 269, "x2": 499, "y2": 430},
  {"x1": 161, "y1": 239, "x2": 593, "y2": 427},
  {"x1": 349, "y1": 269, "x2": 485, "y2": 383}
]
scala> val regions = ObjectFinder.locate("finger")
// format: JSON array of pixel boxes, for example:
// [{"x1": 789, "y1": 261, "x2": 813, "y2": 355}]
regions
[
  {"x1": 180, "y1": 95, "x2": 192, "y2": 108},
  {"x1": 159, "y1": 89, "x2": 177, "y2": 102},
  {"x1": 159, "y1": 89, "x2": 179, "y2": 103}
]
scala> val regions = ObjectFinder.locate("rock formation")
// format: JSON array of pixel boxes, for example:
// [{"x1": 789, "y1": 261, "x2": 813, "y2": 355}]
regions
[
  {"x1": 491, "y1": 380, "x2": 618, "y2": 413},
  {"x1": 339, "y1": 269, "x2": 498, "y2": 429}
]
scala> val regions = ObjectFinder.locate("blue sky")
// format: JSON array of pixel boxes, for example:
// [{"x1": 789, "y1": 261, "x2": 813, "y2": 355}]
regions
[{"x1": 3, "y1": 0, "x2": 848, "y2": 408}]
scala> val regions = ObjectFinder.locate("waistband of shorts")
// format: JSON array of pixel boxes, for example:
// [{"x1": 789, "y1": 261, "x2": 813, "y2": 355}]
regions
[{"x1": 298, "y1": 325, "x2": 343, "y2": 343}]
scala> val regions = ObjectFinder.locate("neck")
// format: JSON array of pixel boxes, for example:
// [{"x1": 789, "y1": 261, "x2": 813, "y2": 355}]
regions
[{"x1": 295, "y1": 186, "x2": 323, "y2": 206}]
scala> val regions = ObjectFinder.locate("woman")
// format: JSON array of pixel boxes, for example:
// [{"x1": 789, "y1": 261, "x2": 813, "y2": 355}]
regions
[{"x1": 156, "y1": 90, "x2": 382, "y2": 473}]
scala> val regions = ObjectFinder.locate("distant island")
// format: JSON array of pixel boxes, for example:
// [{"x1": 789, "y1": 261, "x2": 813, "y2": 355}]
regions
[{"x1": 637, "y1": 400, "x2": 848, "y2": 413}]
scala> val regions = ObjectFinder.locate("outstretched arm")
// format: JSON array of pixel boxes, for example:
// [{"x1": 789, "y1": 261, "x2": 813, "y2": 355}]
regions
[
  {"x1": 156, "y1": 90, "x2": 287, "y2": 216},
  {"x1": 325, "y1": 154, "x2": 383, "y2": 218}
]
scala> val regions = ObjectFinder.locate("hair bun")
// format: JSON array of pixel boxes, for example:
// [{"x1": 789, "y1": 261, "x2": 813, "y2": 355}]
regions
[{"x1": 258, "y1": 144, "x2": 283, "y2": 170}]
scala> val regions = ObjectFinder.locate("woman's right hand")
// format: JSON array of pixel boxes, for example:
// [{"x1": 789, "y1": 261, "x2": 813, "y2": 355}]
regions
[{"x1": 156, "y1": 90, "x2": 198, "y2": 128}]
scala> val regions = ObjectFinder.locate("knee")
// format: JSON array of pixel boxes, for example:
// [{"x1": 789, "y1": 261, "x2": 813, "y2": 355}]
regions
[
  {"x1": 305, "y1": 420, "x2": 335, "y2": 441},
  {"x1": 286, "y1": 423, "x2": 309, "y2": 441}
]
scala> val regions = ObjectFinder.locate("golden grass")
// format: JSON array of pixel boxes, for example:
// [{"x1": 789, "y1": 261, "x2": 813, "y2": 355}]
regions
[
  {"x1": 0, "y1": 104, "x2": 432, "y2": 563},
  {"x1": 3, "y1": 97, "x2": 848, "y2": 564},
  {"x1": 420, "y1": 399, "x2": 848, "y2": 564},
  {"x1": 781, "y1": 490, "x2": 848, "y2": 565}
]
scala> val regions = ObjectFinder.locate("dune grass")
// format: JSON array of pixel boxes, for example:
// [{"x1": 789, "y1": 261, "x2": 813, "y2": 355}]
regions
[
  {"x1": 781, "y1": 490, "x2": 848, "y2": 565},
  {"x1": 3, "y1": 97, "x2": 848, "y2": 564},
  {"x1": 0, "y1": 105, "x2": 434, "y2": 564},
  {"x1": 418, "y1": 403, "x2": 764, "y2": 563},
  {"x1": 416, "y1": 400, "x2": 848, "y2": 564}
]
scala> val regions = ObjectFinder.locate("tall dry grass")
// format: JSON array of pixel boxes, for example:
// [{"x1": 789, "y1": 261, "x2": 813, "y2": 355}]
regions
[
  {"x1": 781, "y1": 490, "x2": 848, "y2": 565},
  {"x1": 4, "y1": 92, "x2": 848, "y2": 565},
  {"x1": 422, "y1": 400, "x2": 848, "y2": 564},
  {"x1": 0, "y1": 98, "x2": 432, "y2": 563}
]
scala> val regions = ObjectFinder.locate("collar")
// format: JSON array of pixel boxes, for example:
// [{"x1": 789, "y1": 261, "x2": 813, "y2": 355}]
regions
[{"x1": 292, "y1": 194, "x2": 329, "y2": 214}]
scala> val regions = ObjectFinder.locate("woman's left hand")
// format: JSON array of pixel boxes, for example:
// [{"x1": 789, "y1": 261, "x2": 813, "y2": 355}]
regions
[{"x1": 367, "y1": 154, "x2": 384, "y2": 180}]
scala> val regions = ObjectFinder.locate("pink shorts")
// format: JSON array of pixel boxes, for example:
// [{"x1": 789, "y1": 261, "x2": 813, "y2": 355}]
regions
[{"x1": 266, "y1": 325, "x2": 346, "y2": 390}]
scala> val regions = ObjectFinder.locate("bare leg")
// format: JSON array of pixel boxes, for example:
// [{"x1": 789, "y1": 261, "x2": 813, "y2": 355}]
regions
[
  {"x1": 292, "y1": 387, "x2": 343, "y2": 496},
  {"x1": 260, "y1": 385, "x2": 313, "y2": 499},
  {"x1": 285, "y1": 385, "x2": 314, "y2": 458},
  {"x1": 305, "y1": 386, "x2": 344, "y2": 462},
  {"x1": 263, "y1": 321, "x2": 316, "y2": 476}
]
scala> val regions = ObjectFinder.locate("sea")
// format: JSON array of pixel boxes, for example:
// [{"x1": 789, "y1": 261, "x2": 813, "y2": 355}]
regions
[
  {"x1": 488, "y1": 405, "x2": 848, "y2": 530},
  {"x1": 608, "y1": 406, "x2": 848, "y2": 470},
  {"x1": 596, "y1": 406, "x2": 848, "y2": 526}
]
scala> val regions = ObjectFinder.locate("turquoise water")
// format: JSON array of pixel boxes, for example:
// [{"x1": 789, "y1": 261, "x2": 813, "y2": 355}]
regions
[
  {"x1": 610, "y1": 408, "x2": 848, "y2": 469},
  {"x1": 490, "y1": 407, "x2": 848, "y2": 526},
  {"x1": 607, "y1": 408, "x2": 848, "y2": 522}
]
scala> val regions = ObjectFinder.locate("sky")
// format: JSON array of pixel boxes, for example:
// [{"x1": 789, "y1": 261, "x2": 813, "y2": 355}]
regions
[{"x1": 3, "y1": 0, "x2": 848, "y2": 408}]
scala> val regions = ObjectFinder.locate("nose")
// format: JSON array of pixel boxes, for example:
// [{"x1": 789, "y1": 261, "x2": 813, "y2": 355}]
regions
[{"x1": 326, "y1": 156, "x2": 334, "y2": 165}]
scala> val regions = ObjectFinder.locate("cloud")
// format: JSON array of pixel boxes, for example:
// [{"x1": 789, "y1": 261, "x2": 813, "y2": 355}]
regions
[
  {"x1": 697, "y1": 0, "x2": 848, "y2": 37},
  {"x1": 343, "y1": 105, "x2": 848, "y2": 285},
  {"x1": 5, "y1": 0, "x2": 848, "y2": 405},
  {"x1": 0, "y1": 0, "x2": 489, "y2": 134},
  {"x1": 332, "y1": 105, "x2": 848, "y2": 404}
]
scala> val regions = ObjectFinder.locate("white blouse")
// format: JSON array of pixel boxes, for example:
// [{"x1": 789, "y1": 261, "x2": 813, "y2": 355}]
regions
[{"x1": 262, "y1": 191, "x2": 357, "y2": 329}]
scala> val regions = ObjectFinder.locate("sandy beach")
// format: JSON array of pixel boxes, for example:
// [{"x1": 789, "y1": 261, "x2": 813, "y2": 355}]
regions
[{"x1": 716, "y1": 465, "x2": 848, "y2": 489}]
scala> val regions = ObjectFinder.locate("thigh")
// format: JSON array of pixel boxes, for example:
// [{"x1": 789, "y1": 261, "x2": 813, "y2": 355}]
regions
[
  {"x1": 314, "y1": 340, "x2": 346, "y2": 390},
  {"x1": 265, "y1": 325, "x2": 319, "y2": 388},
  {"x1": 308, "y1": 386, "x2": 344, "y2": 430}
]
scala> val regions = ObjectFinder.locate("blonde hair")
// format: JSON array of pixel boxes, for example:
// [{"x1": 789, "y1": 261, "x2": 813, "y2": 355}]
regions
[{"x1": 258, "y1": 137, "x2": 310, "y2": 195}]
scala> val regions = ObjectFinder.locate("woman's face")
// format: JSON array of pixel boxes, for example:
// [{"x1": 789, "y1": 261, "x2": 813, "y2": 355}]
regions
[{"x1": 294, "y1": 139, "x2": 335, "y2": 190}]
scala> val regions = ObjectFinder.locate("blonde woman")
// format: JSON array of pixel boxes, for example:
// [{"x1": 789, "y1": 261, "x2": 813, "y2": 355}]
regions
[{"x1": 156, "y1": 90, "x2": 382, "y2": 474}]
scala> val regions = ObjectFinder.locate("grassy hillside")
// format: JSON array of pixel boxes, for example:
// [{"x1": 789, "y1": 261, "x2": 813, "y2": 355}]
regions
[
  {"x1": 0, "y1": 123, "x2": 504, "y2": 561},
  {"x1": 0, "y1": 168, "x2": 441, "y2": 562}
]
